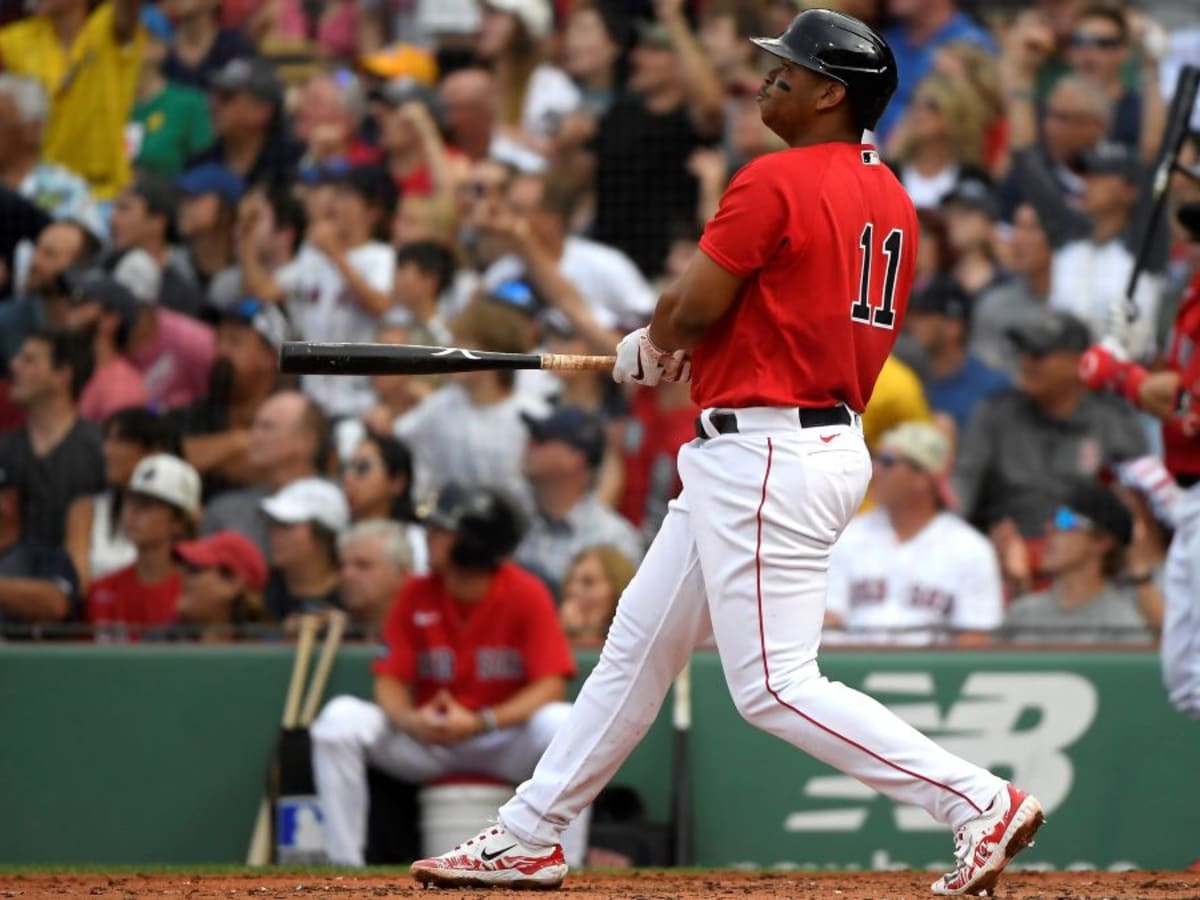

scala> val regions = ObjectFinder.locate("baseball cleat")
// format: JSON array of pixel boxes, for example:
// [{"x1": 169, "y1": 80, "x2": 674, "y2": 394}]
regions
[
  {"x1": 410, "y1": 823, "x2": 567, "y2": 890},
  {"x1": 931, "y1": 784, "x2": 1045, "y2": 896}
]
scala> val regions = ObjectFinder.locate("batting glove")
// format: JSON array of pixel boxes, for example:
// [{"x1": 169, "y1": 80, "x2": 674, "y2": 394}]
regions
[
  {"x1": 613, "y1": 327, "x2": 691, "y2": 386},
  {"x1": 1078, "y1": 338, "x2": 1148, "y2": 406}
]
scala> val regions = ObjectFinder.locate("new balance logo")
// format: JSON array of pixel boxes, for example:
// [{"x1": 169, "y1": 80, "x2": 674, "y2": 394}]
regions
[{"x1": 784, "y1": 672, "x2": 1097, "y2": 833}]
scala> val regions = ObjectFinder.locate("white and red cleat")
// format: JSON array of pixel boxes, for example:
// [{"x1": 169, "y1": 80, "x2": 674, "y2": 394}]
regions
[
  {"x1": 410, "y1": 823, "x2": 567, "y2": 890},
  {"x1": 931, "y1": 784, "x2": 1045, "y2": 896}
]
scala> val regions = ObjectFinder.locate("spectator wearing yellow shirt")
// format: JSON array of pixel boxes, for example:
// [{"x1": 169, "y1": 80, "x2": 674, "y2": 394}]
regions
[
  {"x1": 0, "y1": 0, "x2": 145, "y2": 201},
  {"x1": 861, "y1": 354, "x2": 932, "y2": 450}
]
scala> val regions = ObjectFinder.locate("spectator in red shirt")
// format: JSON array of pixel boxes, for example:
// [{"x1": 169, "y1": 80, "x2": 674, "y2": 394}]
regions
[
  {"x1": 310, "y1": 483, "x2": 586, "y2": 868},
  {"x1": 86, "y1": 453, "x2": 202, "y2": 641}
]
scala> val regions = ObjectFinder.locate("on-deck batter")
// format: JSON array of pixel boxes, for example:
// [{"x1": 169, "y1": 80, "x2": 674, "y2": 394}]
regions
[{"x1": 410, "y1": 10, "x2": 1044, "y2": 896}]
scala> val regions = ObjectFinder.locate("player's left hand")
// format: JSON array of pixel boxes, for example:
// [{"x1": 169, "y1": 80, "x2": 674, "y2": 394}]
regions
[{"x1": 613, "y1": 327, "x2": 691, "y2": 386}]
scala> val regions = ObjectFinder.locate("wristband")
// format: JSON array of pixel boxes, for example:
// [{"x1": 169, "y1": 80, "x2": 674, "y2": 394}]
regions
[{"x1": 479, "y1": 707, "x2": 499, "y2": 733}]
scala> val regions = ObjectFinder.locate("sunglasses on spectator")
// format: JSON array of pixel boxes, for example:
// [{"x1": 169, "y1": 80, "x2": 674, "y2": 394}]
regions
[
  {"x1": 1052, "y1": 506, "x2": 1095, "y2": 532},
  {"x1": 340, "y1": 459, "x2": 377, "y2": 477},
  {"x1": 1069, "y1": 32, "x2": 1123, "y2": 50},
  {"x1": 875, "y1": 452, "x2": 918, "y2": 470},
  {"x1": 1044, "y1": 107, "x2": 1098, "y2": 124}
]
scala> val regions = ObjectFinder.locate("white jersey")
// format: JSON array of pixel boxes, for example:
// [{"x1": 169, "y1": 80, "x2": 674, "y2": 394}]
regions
[
  {"x1": 826, "y1": 509, "x2": 1003, "y2": 645},
  {"x1": 279, "y1": 241, "x2": 396, "y2": 417}
]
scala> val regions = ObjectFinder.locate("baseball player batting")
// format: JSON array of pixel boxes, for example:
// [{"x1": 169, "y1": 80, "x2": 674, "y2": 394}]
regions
[{"x1": 410, "y1": 10, "x2": 1043, "y2": 896}]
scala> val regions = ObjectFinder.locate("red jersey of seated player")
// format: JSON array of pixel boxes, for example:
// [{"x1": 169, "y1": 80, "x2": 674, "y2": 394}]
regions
[
  {"x1": 1163, "y1": 269, "x2": 1200, "y2": 479},
  {"x1": 373, "y1": 561, "x2": 576, "y2": 710},
  {"x1": 691, "y1": 144, "x2": 918, "y2": 412}
]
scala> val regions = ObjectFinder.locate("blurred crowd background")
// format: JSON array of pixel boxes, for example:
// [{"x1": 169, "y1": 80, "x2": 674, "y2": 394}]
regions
[{"x1": 0, "y1": 0, "x2": 1197, "y2": 647}]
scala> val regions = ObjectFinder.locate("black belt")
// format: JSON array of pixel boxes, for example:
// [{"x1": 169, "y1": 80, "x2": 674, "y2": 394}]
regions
[
  {"x1": 695, "y1": 405, "x2": 852, "y2": 440},
  {"x1": 1178, "y1": 473, "x2": 1200, "y2": 489}
]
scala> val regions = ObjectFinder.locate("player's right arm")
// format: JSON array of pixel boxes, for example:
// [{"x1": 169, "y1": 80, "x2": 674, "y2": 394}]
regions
[{"x1": 374, "y1": 675, "x2": 437, "y2": 741}]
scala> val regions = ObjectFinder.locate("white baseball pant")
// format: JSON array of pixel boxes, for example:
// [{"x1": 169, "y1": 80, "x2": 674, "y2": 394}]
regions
[
  {"x1": 1162, "y1": 481, "x2": 1200, "y2": 716},
  {"x1": 310, "y1": 696, "x2": 590, "y2": 866},
  {"x1": 499, "y1": 407, "x2": 1005, "y2": 849}
]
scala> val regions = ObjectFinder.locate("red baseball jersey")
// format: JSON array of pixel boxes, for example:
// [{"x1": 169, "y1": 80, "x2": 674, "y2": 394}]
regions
[
  {"x1": 373, "y1": 562, "x2": 576, "y2": 710},
  {"x1": 86, "y1": 565, "x2": 181, "y2": 641},
  {"x1": 694, "y1": 144, "x2": 918, "y2": 412},
  {"x1": 1163, "y1": 269, "x2": 1200, "y2": 478}
]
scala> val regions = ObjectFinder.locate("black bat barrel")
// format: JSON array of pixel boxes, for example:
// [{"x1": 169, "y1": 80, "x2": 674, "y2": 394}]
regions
[{"x1": 278, "y1": 342, "x2": 542, "y2": 376}]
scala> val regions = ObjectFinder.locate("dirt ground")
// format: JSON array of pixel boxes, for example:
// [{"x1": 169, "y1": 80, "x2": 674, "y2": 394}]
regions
[{"x1": 1, "y1": 871, "x2": 1198, "y2": 900}]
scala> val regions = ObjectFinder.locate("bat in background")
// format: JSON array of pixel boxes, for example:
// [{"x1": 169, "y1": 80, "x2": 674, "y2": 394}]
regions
[
  {"x1": 279, "y1": 342, "x2": 616, "y2": 377},
  {"x1": 669, "y1": 661, "x2": 693, "y2": 867},
  {"x1": 1123, "y1": 65, "x2": 1200, "y2": 335}
]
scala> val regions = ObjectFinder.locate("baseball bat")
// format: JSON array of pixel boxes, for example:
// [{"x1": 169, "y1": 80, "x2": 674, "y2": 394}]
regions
[
  {"x1": 669, "y1": 660, "x2": 693, "y2": 867},
  {"x1": 246, "y1": 615, "x2": 320, "y2": 865},
  {"x1": 299, "y1": 612, "x2": 348, "y2": 726},
  {"x1": 279, "y1": 342, "x2": 616, "y2": 376},
  {"x1": 1124, "y1": 65, "x2": 1200, "y2": 314}
]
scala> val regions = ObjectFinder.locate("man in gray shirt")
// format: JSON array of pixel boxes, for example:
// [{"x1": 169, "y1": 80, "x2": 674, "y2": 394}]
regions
[
  {"x1": 954, "y1": 309, "x2": 1148, "y2": 540},
  {"x1": 516, "y1": 406, "x2": 642, "y2": 597},
  {"x1": 1001, "y1": 479, "x2": 1157, "y2": 644}
]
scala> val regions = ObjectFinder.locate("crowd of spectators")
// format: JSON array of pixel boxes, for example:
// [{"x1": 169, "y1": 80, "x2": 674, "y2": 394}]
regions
[{"x1": 0, "y1": 0, "x2": 1196, "y2": 648}]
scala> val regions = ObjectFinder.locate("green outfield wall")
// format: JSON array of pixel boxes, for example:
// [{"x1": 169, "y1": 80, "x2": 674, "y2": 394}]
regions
[{"x1": 0, "y1": 646, "x2": 1196, "y2": 870}]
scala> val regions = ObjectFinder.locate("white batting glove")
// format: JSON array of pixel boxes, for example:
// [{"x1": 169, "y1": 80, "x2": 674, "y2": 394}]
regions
[{"x1": 613, "y1": 327, "x2": 691, "y2": 386}]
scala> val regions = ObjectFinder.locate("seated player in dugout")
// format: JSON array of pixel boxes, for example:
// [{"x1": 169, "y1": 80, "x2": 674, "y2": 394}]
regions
[{"x1": 309, "y1": 483, "x2": 588, "y2": 868}]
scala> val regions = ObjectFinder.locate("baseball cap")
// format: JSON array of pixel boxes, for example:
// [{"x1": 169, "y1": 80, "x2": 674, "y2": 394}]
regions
[
  {"x1": 127, "y1": 454, "x2": 202, "y2": 519},
  {"x1": 222, "y1": 297, "x2": 291, "y2": 351},
  {"x1": 522, "y1": 406, "x2": 605, "y2": 468},
  {"x1": 65, "y1": 268, "x2": 139, "y2": 328},
  {"x1": 907, "y1": 275, "x2": 970, "y2": 322},
  {"x1": 485, "y1": 0, "x2": 553, "y2": 40},
  {"x1": 261, "y1": 478, "x2": 350, "y2": 533},
  {"x1": 1077, "y1": 141, "x2": 1140, "y2": 184},
  {"x1": 174, "y1": 531, "x2": 268, "y2": 592},
  {"x1": 177, "y1": 164, "x2": 244, "y2": 207},
  {"x1": 940, "y1": 177, "x2": 999, "y2": 220},
  {"x1": 878, "y1": 421, "x2": 957, "y2": 509},
  {"x1": 1059, "y1": 478, "x2": 1134, "y2": 546},
  {"x1": 1005, "y1": 309, "x2": 1091, "y2": 356},
  {"x1": 360, "y1": 44, "x2": 438, "y2": 85},
  {"x1": 209, "y1": 56, "x2": 284, "y2": 105},
  {"x1": 112, "y1": 249, "x2": 162, "y2": 305},
  {"x1": 140, "y1": 4, "x2": 173, "y2": 42}
]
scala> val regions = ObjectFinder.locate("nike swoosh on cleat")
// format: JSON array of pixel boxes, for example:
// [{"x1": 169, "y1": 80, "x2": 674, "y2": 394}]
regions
[{"x1": 480, "y1": 845, "x2": 518, "y2": 862}]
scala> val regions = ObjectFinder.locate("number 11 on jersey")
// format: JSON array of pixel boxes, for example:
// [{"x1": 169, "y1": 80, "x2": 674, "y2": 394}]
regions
[{"x1": 850, "y1": 223, "x2": 903, "y2": 330}]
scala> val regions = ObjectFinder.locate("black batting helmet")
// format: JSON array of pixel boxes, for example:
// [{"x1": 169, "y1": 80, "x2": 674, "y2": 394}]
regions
[
  {"x1": 750, "y1": 9, "x2": 898, "y2": 131},
  {"x1": 424, "y1": 483, "x2": 526, "y2": 571}
]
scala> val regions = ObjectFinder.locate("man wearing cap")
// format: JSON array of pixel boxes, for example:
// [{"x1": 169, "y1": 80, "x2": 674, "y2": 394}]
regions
[
  {"x1": 578, "y1": 0, "x2": 724, "y2": 278},
  {"x1": 338, "y1": 519, "x2": 411, "y2": 639},
  {"x1": 375, "y1": 76, "x2": 461, "y2": 199},
  {"x1": 168, "y1": 163, "x2": 243, "y2": 310},
  {"x1": 260, "y1": 477, "x2": 349, "y2": 624},
  {"x1": 0, "y1": 0, "x2": 145, "y2": 200},
  {"x1": 117, "y1": 248, "x2": 217, "y2": 410},
  {"x1": 175, "y1": 297, "x2": 288, "y2": 492},
  {"x1": 187, "y1": 56, "x2": 301, "y2": 188},
  {"x1": 0, "y1": 466, "x2": 82, "y2": 636},
  {"x1": 311, "y1": 484, "x2": 586, "y2": 868},
  {"x1": 905, "y1": 275, "x2": 1009, "y2": 432},
  {"x1": 0, "y1": 328, "x2": 104, "y2": 546},
  {"x1": 110, "y1": 173, "x2": 207, "y2": 318},
  {"x1": 61, "y1": 269, "x2": 150, "y2": 423},
  {"x1": 201, "y1": 390, "x2": 329, "y2": 556},
  {"x1": 954, "y1": 309, "x2": 1147, "y2": 575},
  {"x1": 826, "y1": 422, "x2": 1003, "y2": 647},
  {"x1": 173, "y1": 529, "x2": 268, "y2": 640},
  {"x1": 999, "y1": 479, "x2": 1158, "y2": 644},
  {"x1": 86, "y1": 453, "x2": 202, "y2": 641},
  {"x1": 1049, "y1": 140, "x2": 1161, "y2": 360},
  {"x1": 515, "y1": 406, "x2": 642, "y2": 595}
]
